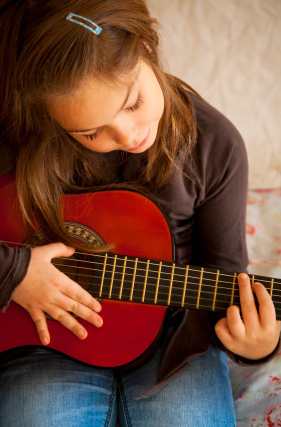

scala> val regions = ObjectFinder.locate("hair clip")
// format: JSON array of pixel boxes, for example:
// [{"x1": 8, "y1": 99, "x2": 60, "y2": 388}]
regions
[
  {"x1": 66, "y1": 13, "x2": 102, "y2": 35},
  {"x1": 142, "y1": 40, "x2": 152, "y2": 53}
]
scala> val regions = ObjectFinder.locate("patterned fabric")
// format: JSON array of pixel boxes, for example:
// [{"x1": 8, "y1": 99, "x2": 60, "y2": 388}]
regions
[{"x1": 229, "y1": 189, "x2": 281, "y2": 426}]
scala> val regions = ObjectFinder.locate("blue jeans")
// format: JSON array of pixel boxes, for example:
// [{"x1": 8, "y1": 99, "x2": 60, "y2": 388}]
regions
[{"x1": 0, "y1": 333, "x2": 235, "y2": 426}]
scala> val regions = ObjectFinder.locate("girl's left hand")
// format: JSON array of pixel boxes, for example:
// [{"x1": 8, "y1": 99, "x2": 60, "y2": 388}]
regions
[{"x1": 215, "y1": 273, "x2": 281, "y2": 360}]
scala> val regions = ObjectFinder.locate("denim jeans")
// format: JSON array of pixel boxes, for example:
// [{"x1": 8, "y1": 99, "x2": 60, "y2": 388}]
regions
[{"x1": 0, "y1": 333, "x2": 235, "y2": 427}]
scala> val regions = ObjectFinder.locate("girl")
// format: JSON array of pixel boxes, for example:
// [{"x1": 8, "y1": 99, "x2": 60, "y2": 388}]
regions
[{"x1": 0, "y1": 1, "x2": 279, "y2": 426}]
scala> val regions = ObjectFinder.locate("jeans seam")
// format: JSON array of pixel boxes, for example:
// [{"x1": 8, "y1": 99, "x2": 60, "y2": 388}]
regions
[
  {"x1": 117, "y1": 373, "x2": 132, "y2": 427},
  {"x1": 104, "y1": 377, "x2": 117, "y2": 427}
]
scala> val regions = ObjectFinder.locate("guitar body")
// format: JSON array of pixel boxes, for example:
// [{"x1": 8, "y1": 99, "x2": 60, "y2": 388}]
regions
[{"x1": 0, "y1": 172, "x2": 174, "y2": 368}]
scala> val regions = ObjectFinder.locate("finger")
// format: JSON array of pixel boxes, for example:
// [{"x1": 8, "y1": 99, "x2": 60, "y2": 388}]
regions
[
  {"x1": 28, "y1": 308, "x2": 50, "y2": 345},
  {"x1": 237, "y1": 273, "x2": 259, "y2": 328},
  {"x1": 215, "y1": 317, "x2": 236, "y2": 349},
  {"x1": 35, "y1": 242, "x2": 75, "y2": 261},
  {"x1": 54, "y1": 294, "x2": 103, "y2": 327},
  {"x1": 59, "y1": 280, "x2": 102, "y2": 313},
  {"x1": 225, "y1": 305, "x2": 246, "y2": 339},
  {"x1": 252, "y1": 282, "x2": 277, "y2": 328},
  {"x1": 48, "y1": 306, "x2": 102, "y2": 340}
]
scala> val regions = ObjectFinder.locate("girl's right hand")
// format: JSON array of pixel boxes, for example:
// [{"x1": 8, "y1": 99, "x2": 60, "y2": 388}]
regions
[{"x1": 12, "y1": 243, "x2": 103, "y2": 345}]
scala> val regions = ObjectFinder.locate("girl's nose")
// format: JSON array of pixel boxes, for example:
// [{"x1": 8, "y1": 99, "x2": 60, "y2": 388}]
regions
[{"x1": 113, "y1": 118, "x2": 138, "y2": 148}]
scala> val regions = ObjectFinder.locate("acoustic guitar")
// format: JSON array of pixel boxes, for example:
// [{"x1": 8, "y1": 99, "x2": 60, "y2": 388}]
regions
[{"x1": 0, "y1": 171, "x2": 280, "y2": 368}]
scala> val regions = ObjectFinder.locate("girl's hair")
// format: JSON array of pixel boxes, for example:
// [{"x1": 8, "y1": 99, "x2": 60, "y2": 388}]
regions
[{"x1": 0, "y1": 0, "x2": 196, "y2": 248}]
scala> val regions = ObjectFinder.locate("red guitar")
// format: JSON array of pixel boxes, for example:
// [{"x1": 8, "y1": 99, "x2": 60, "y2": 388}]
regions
[{"x1": 0, "y1": 171, "x2": 280, "y2": 368}]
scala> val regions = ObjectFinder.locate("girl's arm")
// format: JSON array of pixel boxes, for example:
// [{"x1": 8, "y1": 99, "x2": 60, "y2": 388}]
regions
[
  {"x1": 189, "y1": 94, "x2": 280, "y2": 361},
  {"x1": 0, "y1": 241, "x2": 31, "y2": 311}
]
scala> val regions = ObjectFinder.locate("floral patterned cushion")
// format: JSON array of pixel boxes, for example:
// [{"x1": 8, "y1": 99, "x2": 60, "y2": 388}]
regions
[{"x1": 229, "y1": 189, "x2": 281, "y2": 426}]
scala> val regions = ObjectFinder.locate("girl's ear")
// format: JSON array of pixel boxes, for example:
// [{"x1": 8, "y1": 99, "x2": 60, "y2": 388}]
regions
[{"x1": 142, "y1": 39, "x2": 152, "y2": 53}]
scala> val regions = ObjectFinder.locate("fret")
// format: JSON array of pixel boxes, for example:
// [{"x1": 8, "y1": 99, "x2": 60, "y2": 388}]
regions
[
  {"x1": 196, "y1": 268, "x2": 204, "y2": 309},
  {"x1": 252, "y1": 275, "x2": 281, "y2": 320},
  {"x1": 251, "y1": 275, "x2": 255, "y2": 286},
  {"x1": 181, "y1": 265, "x2": 189, "y2": 307},
  {"x1": 230, "y1": 272, "x2": 237, "y2": 306},
  {"x1": 167, "y1": 263, "x2": 175, "y2": 305},
  {"x1": 154, "y1": 261, "x2": 162, "y2": 304},
  {"x1": 212, "y1": 270, "x2": 219, "y2": 311},
  {"x1": 270, "y1": 278, "x2": 274, "y2": 298},
  {"x1": 87, "y1": 253, "x2": 281, "y2": 321},
  {"x1": 142, "y1": 260, "x2": 150, "y2": 302},
  {"x1": 119, "y1": 256, "x2": 127, "y2": 299},
  {"x1": 129, "y1": 258, "x2": 138, "y2": 301},
  {"x1": 109, "y1": 254, "x2": 117, "y2": 298},
  {"x1": 194, "y1": 268, "x2": 224, "y2": 311},
  {"x1": 99, "y1": 253, "x2": 108, "y2": 297},
  {"x1": 249, "y1": 273, "x2": 281, "y2": 316}
]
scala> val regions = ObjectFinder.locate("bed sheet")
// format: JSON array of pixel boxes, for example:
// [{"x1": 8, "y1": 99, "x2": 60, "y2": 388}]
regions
[{"x1": 229, "y1": 189, "x2": 281, "y2": 426}]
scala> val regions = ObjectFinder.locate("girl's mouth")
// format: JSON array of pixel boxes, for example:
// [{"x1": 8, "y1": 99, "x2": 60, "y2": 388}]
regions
[{"x1": 127, "y1": 128, "x2": 151, "y2": 151}]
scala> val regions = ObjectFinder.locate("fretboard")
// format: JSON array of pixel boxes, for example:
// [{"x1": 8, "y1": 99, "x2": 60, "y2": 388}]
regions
[{"x1": 54, "y1": 253, "x2": 281, "y2": 320}]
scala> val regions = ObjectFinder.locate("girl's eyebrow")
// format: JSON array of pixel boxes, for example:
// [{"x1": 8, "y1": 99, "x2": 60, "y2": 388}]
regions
[{"x1": 66, "y1": 80, "x2": 136, "y2": 133}]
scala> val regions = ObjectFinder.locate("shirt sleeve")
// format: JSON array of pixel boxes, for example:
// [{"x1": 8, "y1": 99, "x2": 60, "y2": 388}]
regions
[
  {"x1": 191, "y1": 113, "x2": 249, "y2": 273},
  {"x1": 191, "y1": 105, "x2": 281, "y2": 364},
  {"x1": 189, "y1": 96, "x2": 275, "y2": 364},
  {"x1": 0, "y1": 241, "x2": 31, "y2": 312}
]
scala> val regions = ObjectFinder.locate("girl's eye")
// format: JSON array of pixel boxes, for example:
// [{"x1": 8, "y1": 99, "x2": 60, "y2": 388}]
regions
[
  {"x1": 81, "y1": 94, "x2": 144, "y2": 141},
  {"x1": 126, "y1": 94, "x2": 144, "y2": 112},
  {"x1": 82, "y1": 127, "x2": 102, "y2": 141}
]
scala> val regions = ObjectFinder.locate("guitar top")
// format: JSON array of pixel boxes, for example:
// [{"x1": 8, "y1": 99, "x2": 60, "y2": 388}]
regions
[{"x1": 0, "y1": 171, "x2": 281, "y2": 368}]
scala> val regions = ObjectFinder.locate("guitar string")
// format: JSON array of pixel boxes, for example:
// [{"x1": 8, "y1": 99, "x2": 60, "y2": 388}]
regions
[
  {"x1": 52, "y1": 259, "x2": 281, "y2": 296},
  {"x1": 64, "y1": 251, "x2": 281, "y2": 287},
  {"x1": 51, "y1": 262, "x2": 281, "y2": 303},
  {"x1": 55, "y1": 256, "x2": 281, "y2": 286},
  {"x1": 66, "y1": 282, "x2": 240, "y2": 305},
  {"x1": 90, "y1": 293, "x2": 239, "y2": 309},
  {"x1": 56, "y1": 282, "x2": 281, "y2": 312},
  {"x1": 52, "y1": 260, "x2": 281, "y2": 294},
  {"x1": 97, "y1": 295, "x2": 281, "y2": 320},
  {"x1": 2, "y1": 240, "x2": 280, "y2": 289},
  {"x1": 3, "y1": 248, "x2": 281, "y2": 315},
  {"x1": 64, "y1": 279, "x2": 281, "y2": 306}
]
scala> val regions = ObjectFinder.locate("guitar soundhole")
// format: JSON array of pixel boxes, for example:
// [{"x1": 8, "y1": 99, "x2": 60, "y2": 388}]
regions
[
  {"x1": 23, "y1": 222, "x2": 105, "y2": 320},
  {"x1": 23, "y1": 221, "x2": 106, "y2": 248}
]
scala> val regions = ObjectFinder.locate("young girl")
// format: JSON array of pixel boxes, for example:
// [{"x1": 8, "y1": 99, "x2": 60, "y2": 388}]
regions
[{"x1": 0, "y1": 1, "x2": 279, "y2": 426}]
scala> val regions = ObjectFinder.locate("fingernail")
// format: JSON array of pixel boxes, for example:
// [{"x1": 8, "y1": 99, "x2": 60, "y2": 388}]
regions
[
  {"x1": 239, "y1": 273, "x2": 248, "y2": 280},
  {"x1": 95, "y1": 318, "x2": 103, "y2": 327},
  {"x1": 42, "y1": 337, "x2": 49, "y2": 345},
  {"x1": 78, "y1": 330, "x2": 86, "y2": 339},
  {"x1": 95, "y1": 305, "x2": 101, "y2": 312}
]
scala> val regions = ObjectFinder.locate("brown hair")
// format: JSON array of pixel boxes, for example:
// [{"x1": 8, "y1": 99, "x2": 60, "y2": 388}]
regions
[{"x1": 0, "y1": 0, "x2": 196, "y2": 248}]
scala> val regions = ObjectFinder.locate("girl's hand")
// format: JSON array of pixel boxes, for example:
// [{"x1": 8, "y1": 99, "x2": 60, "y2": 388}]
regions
[
  {"x1": 215, "y1": 273, "x2": 280, "y2": 360},
  {"x1": 12, "y1": 243, "x2": 103, "y2": 346}
]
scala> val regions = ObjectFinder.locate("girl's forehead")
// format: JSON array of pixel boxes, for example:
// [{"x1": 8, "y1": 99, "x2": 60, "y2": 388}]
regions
[
  {"x1": 48, "y1": 70, "x2": 139, "y2": 131},
  {"x1": 48, "y1": 63, "x2": 144, "y2": 131}
]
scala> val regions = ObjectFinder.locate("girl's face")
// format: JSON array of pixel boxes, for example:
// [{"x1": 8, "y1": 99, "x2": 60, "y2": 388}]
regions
[{"x1": 49, "y1": 61, "x2": 164, "y2": 153}]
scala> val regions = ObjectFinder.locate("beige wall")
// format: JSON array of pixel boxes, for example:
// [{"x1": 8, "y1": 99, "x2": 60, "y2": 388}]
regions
[{"x1": 148, "y1": 0, "x2": 281, "y2": 189}]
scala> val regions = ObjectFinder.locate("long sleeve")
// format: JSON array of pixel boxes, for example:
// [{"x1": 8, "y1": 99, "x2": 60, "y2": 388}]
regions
[{"x1": 0, "y1": 242, "x2": 31, "y2": 311}]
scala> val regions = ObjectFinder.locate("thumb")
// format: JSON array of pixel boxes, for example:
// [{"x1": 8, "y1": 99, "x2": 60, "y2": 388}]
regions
[
  {"x1": 215, "y1": 317, "x2": 230, "y2": 340},
  {"x1": 33, "y1": 242, "x2": 75, "y2": 261}
]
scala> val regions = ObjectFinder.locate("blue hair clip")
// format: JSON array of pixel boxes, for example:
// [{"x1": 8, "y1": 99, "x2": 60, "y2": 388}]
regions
[{"x1": 66, "y1": 13, "x2": 102, "y2": 35}]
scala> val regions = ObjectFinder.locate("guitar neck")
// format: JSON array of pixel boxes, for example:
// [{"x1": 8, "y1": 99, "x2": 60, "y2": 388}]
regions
[{"x1": 56, "y1": 252, "x2": 281, "y2": 320}]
